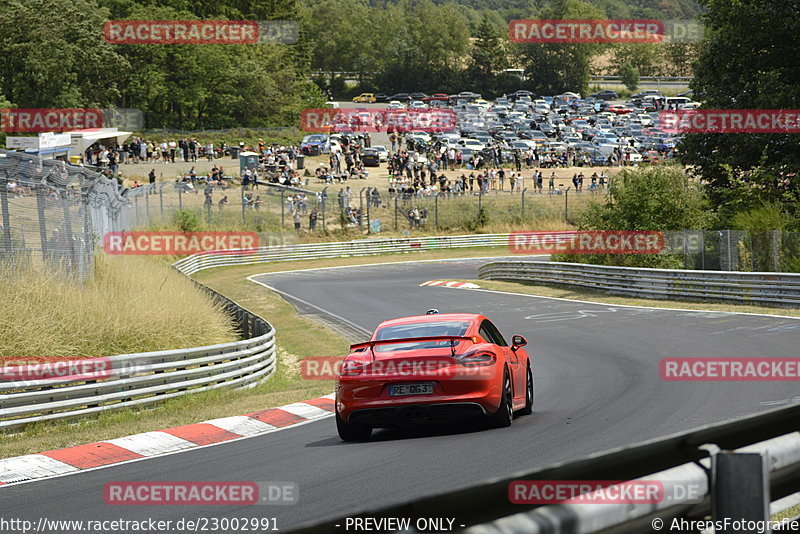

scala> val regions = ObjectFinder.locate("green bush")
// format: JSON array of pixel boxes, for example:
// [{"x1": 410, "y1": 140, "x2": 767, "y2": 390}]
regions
[
  {"x1": 553, "y1": 166, "x2": 711, "y2": 268},
  {"x1": 173, "y1": 209, "x2": 203, "y2": 233},
  {"x1": 620, "y1": 62, "x2": 639, "y2": 92}
]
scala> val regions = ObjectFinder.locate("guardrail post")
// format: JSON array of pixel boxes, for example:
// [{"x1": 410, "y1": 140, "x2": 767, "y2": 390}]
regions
[
  {"x1": 712, "y1": 451, "x2": 770, "y2": 534},
  {"x1": 159, "y1": 185, "x2": 164, "y2": 216},
  {"x1": 178, "y1": 186, "x2": 183, "y2": 210},
  {"x1": 434, "y1": 192, "x2": 439, "y2": 229},
  {"x1": 394, "y1": 195, "x2": 398, "y2": 231},
  {"x1": 564, "y1": 187, "x2": 569, "y2": 221}
]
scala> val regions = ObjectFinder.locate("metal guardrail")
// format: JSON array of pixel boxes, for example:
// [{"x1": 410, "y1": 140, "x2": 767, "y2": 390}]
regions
[
  {"x1": 173, "y1": 233, "x2": 512, "y2": 276},
  {"x1": 590, "y1": 75, "x2": 693, "y2": 82},
  {"x1": 0, "y1": 282, "x2": 276, "y2": 430},
  {"x1": 479, "y1": 261, "x2": 800, "y2": 308},
  {"x1": 291, "y1": 404, "x2": 800, "y2": 533}
]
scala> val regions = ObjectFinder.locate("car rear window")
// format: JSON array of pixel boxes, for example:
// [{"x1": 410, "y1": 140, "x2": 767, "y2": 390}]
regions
[{"x1": 374, "y1": 321, "x2": 471, "y2": 351}]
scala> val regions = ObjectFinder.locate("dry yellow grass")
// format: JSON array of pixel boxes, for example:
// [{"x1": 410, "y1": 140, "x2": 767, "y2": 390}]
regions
[{"x1": 0, "y1": 255, "x2": 237, "y2": 361}]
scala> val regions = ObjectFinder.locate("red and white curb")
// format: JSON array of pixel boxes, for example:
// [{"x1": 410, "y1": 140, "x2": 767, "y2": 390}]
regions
[
  {"x1": 420, "y1": 280, "x2": 480, "y2": 289},
  {"x1": 0, "y1": 394, "x2": 335, "y2": 486}
]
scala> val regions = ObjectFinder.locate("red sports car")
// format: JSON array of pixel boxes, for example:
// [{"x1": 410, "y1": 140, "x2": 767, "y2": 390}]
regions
[{"x1": 335, "y1": 312, "x2": 533, "y2": 441}]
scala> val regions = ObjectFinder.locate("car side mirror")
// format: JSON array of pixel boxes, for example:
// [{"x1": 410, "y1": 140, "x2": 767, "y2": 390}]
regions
[{"x1": 511, "y1": 335, "x2": 527, "y2": 350}]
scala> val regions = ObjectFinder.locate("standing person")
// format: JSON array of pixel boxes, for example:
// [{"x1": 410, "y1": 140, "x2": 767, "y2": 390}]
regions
[
  {"x1": 508, "y1": 172, "x2": 516, "y2": 193},
  {"x1": 189, "y1": 166, "x2": 197, "y2": 187},
  {"x1": 108, "y1": 151, "x2": 118, "y2": 177},
  {"x1": 168, "y1": 139, "x2": 177, "y2": 162},
  {"x1": 536, "y1": 170, "x2": 543, "y2": 193},
  {"x1": 293, "y1": 210, "x2": 302, "y2": 233},
  {"x1": 148, "y1": 169, "x2": 156, "y2": 187},
  {"x1": 204, "y1": 183, "x2": 213, "y2": 209},
  {"x1": 548, "y1": 171, "x2": 555, "y2": 192},
  {"x1": 309, "y1": 210, "x2": 318, "y2": 230}
]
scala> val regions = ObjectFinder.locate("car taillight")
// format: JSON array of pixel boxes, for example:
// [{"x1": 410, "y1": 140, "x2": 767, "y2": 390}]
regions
[
  {"x1": 339, "y1": 360, "x2": 366, "y2": 376},
  {"x1": 455, "y1": 351, "x2": 496, "y2": 367}
]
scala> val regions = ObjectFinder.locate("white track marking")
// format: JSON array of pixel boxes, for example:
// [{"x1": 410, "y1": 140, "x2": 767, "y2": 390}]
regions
[
  {"x1": 0, "y1": 455, "x2": 78, "y2": 483},
  {"x1": 203, "y1": 416, "x2": 276, "y2": 436},
  {"x1": 280, "y1": 403, "x2": 332, "y2": 420},
  {"x1": 106, "y1": 431, "x2": 195, "y2": 456}
]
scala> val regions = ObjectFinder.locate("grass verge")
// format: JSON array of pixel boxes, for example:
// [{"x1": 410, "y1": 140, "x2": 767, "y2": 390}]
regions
[
  {"x1": 0, "y1": 278, "x2": 341, "y2": 458},
  {"x1": 0, "y1": 255, "x2": 236, "y2": 361},
  {"x1": 469, "y1": 279, "x2": 800, "y2": 317}
]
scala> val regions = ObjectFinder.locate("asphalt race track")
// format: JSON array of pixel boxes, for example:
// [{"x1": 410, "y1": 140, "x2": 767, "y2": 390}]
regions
[{"x1": 2, "y1": 257, "x2": 799, "y2": 532}]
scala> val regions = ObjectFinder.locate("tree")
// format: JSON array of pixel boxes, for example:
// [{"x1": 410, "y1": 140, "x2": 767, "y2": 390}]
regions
[
  {"x1": 554, "y1": 166, "x2": 711, "y2": 267},
  {"x1": 464, "y1": 14, "x2": 514, "y2": 97},
  {"x1": 467, "y1": 14, "x2": 509, "y2": 79},
  {"x1": 611, "y1": 43, "x2": 661, "y2": 77},
  {"x1": 679, "y1": 0, "x2": 800, "y2": 214},
  {"x1": 516, "y1": 0, "x2": 607, "y2": 96},
  {"x1": 0, "y1": 0, "x2": 128, "y2": 108},
  {"x1": 620, "y1": 62, "x2": 639, "y2": 92},
  {"x1": 661, "y1": 42, "x2": 699, "y2": 77}
]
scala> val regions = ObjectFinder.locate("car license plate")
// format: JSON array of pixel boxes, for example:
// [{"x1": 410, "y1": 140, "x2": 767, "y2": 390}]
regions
[{"x1": 390, "y1": 383, "x2": 434, "y2": 396}]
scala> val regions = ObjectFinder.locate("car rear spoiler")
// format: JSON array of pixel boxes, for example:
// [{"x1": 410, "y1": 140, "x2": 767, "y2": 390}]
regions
[{"x1": 350, "y1": 336, "x2": 476, "y2": 360}]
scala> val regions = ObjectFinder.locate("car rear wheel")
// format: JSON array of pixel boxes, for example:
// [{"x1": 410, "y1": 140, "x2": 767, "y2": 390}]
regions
[
  {"x1": 336, "y1": 409, "x2": 372, "y2": 442},
  {"x1": 518, "y1": 363, "x2": 534, "y2": 416},
  {"x1": 489, "y1": 371, "x2": 513, "y2": 428}
]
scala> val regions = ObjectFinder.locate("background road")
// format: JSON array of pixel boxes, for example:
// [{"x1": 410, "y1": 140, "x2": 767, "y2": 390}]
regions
[{"x1": 2, "y1": 257, "x2": 798, "y2": 532}]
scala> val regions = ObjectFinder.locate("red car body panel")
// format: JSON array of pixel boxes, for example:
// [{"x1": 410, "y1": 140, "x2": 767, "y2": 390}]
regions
[
  {"x1": 422, "y1": 93, "x2": 449, "y2": 103},
  {"x1": 335, "y1": 313, "x2": 530, "y2": 425}
]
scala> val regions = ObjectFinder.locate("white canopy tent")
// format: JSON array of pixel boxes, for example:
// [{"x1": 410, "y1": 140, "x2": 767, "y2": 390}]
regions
[{"x1": 67, "y1": 128, "x2": 132, "y2": 156}]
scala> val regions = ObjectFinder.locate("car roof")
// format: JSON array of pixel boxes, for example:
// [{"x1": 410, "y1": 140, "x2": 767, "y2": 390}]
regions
[{"x1": 377, "y1": 313, "x2": 483, "y2": 329}]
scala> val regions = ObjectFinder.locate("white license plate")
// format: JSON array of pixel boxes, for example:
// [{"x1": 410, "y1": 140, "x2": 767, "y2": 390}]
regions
[{"x1": 390, "y1": 383, "x2": 434, "y2": 396}]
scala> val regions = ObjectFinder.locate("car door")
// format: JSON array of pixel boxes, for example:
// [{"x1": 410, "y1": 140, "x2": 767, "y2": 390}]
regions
[{"x1": 479, "y1": 320, "x2": 523, "y2": 400}]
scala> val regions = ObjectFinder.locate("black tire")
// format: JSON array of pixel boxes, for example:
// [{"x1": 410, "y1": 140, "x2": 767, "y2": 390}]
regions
[
  {"x1": 489, "y1": 370, "x2": 513, "y2": 428},
  {"x1": 336, "y1": 409, "x2": 372, "y2": 442},
  {"x1": 518, "y1": 363, "x2": 534, "y2": 416}
]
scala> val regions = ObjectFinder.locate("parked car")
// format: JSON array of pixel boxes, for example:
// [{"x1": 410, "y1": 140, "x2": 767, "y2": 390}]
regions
[
  {"x1": 423, "y1": 93, "x2": 450, "y2": 103},
  {"x1": 352, "y1": 93, "x2": 377, "y2": 103},
  {"x1": 387, "y1": 93, "x2": 412, "y2": 102},
  {"x1": 590, "y1": 89, "x2": 618, "y2": 101},
  {"x1": 361, "y1": 148, "x2": 381, "y2": 167}
]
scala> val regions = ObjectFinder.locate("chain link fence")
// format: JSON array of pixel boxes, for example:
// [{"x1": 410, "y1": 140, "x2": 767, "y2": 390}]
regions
[
  {"x1": 674, "y1": 229, "x2": 800, "y2": 272},
  {"x1": 0, "y1": 150, "x2": 127, "y2": 280},
  {"x1": 3, "y1": 149, "x2": 799, "y2": 279}
]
